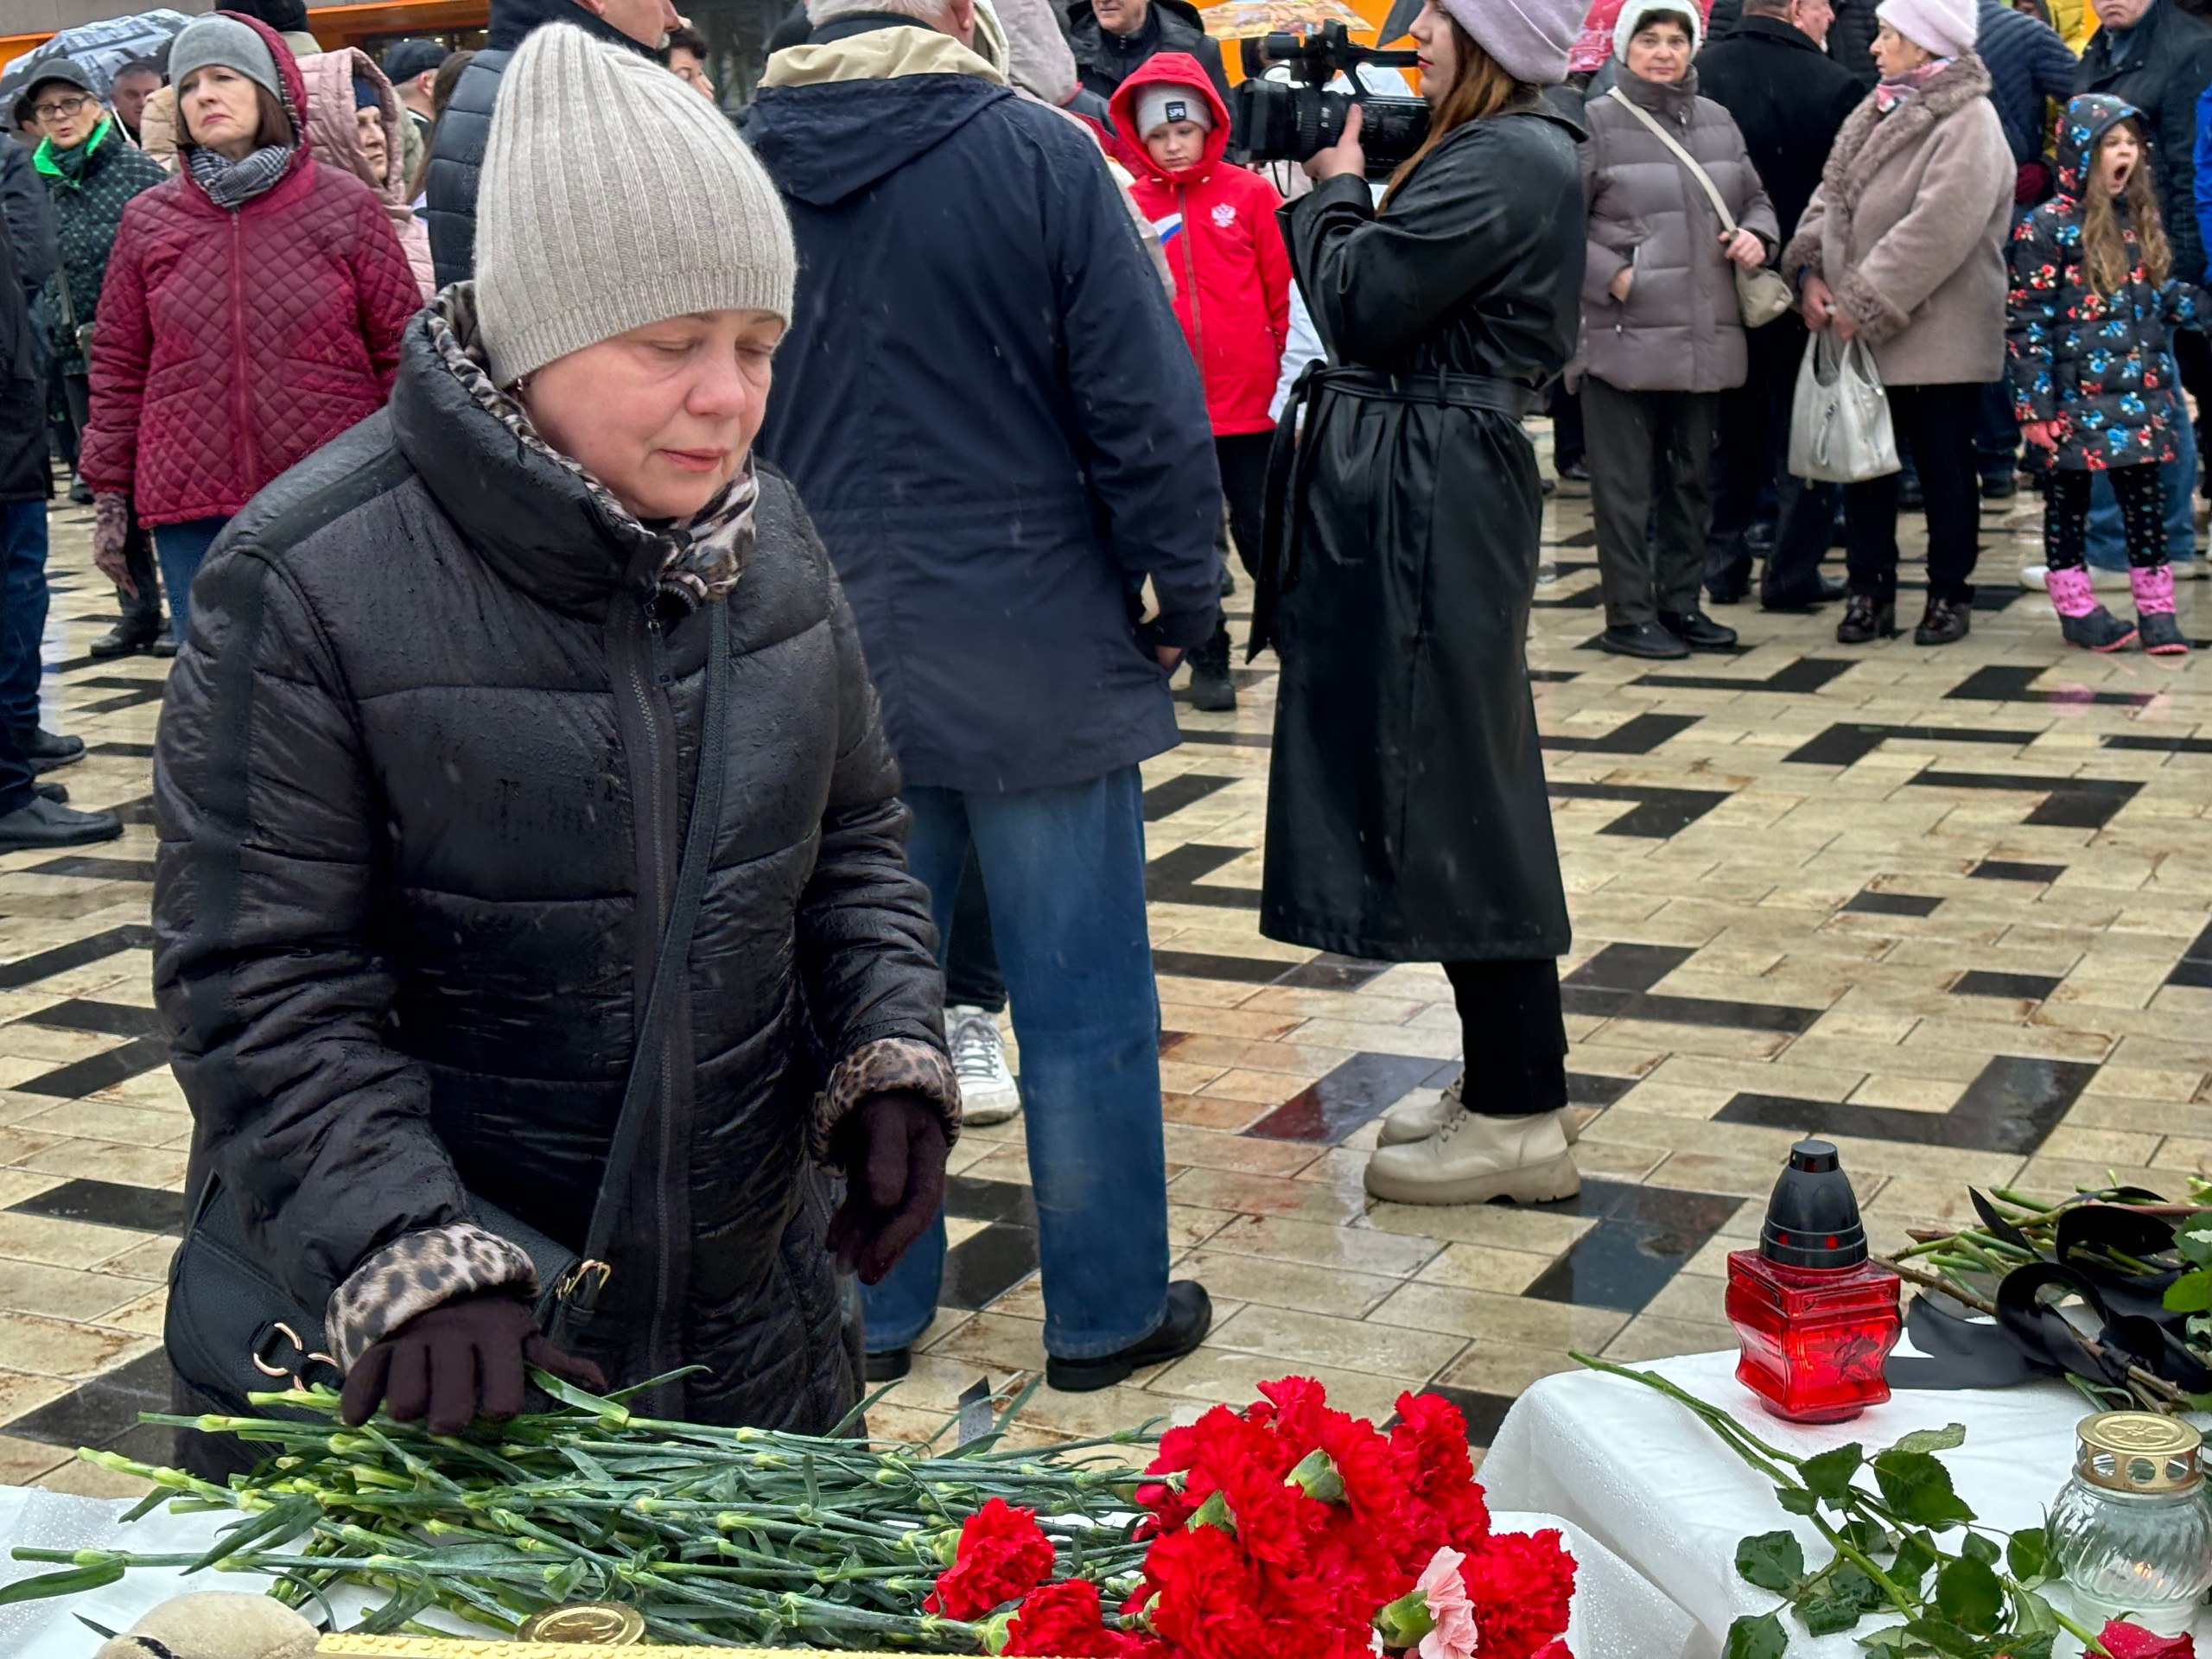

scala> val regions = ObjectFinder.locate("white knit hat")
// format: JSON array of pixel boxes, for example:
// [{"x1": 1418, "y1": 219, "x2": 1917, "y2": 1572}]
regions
[
  {"x1": 475, "y1": 23, "x2": 797, "y2": 389},
  {"x1": 1135, "y1": 82, "x2": 1212, "y2": 136},
  {"x1": 1612, "y1": 0, "x2": 1703, "y2": 60},
  {"x1": 1874, "y1": 0, "x2": 1977, "y2": 57}
]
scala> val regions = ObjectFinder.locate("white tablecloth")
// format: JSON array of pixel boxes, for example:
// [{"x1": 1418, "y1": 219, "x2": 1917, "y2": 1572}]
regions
[
  {"x1": 1480, "y1": 1348, "x2": 2212, "y2": 1659},
  {"x1": 0, "y1": 1485, "x2": 1691, "y2": 1656}
]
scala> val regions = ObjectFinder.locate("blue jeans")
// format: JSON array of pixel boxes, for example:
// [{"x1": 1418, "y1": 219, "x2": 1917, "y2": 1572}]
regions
[
  {"x1": 860, "y1": 766, "x2": 1171, "y2": 1361},
  {"x1": 0, "y1": 499, "x2": 48, "y2": 736},
  {"x1": 156, "y1": 516, "x2": 231, "y2": 638},
  {"x1": 2087, "y1": 394, "x2": 2196, "y2": 569}
]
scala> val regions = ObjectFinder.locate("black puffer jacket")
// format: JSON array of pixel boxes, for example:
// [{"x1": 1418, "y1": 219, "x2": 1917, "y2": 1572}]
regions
[
  {"x1": 423, "y1": 0, "x2": 649, "y2": 287},
  {"x1": 1065, "y1": 0, "x2": 1230, "y2": 105},
  {"x1": 153, "y1": 296, "x2": 955, "y2": 1441}
]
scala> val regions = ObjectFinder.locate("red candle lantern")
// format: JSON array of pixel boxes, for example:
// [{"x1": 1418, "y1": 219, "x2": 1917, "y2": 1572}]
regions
[{"x1": 1725, "y1": 1139, "x2": 1901, "y2": 1424}]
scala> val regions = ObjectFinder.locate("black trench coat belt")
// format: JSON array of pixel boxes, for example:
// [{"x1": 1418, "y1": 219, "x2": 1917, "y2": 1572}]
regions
[{"x1": 1249, "y1": 363, "x2": 1540, "y2": 658}]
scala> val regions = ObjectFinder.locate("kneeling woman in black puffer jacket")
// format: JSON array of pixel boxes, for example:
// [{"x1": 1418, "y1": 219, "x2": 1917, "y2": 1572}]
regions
[{"x1": 152, "y1": 23, "x2": 957, "y2": 1467}]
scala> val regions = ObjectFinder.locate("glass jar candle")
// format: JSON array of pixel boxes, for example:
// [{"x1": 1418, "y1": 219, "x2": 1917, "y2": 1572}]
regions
[
  {"x1": 1726, "y1": 1140, "x2": 1901, "y2": 1423},
  {"x1": 2050, "y1": 1411, "x2": 2212, "y2": 1637}
]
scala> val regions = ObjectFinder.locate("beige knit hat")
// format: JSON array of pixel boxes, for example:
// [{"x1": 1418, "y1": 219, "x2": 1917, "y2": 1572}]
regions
[{"x1": 475, "y1": 22, "x2": 797, "y2": 388}]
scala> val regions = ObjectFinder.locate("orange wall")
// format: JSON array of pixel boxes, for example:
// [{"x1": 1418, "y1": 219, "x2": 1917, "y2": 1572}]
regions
[{"x1": 5, "y1": 1, "x2": 490, "y2": 66}]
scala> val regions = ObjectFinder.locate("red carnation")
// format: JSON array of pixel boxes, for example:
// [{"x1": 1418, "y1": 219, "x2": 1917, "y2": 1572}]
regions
[
  {"x1": 1389, "y1": 1390, "x2": 1492, "y2": 1554},
  {"x1": 1460, "y1": 1528, "x2": 1578, "y2": 1659},
  {"x1": 1004, "y1": 1579, "x2": 1146, "y2": 1656},
  {"x1": 2099, "y1": 1623, "x2": 2196, "y2": 1659},
  {"x1": 924, "y1": 1497, "x2": 1057, "y2": 1620}
]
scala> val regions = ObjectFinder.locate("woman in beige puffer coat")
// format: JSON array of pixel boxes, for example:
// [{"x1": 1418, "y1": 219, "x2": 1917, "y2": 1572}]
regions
[
  {"x1": 1781, "y1": 0, "x2": 2012, "y2": 648},
  {"x1": 1579, "y1": 0, "x2": 1778, "y2": 660}
]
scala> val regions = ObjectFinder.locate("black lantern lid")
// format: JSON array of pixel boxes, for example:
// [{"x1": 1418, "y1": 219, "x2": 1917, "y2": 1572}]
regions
[{"x1": 1760, "y1": 1139, "x2": 1867, "y2": 1268}]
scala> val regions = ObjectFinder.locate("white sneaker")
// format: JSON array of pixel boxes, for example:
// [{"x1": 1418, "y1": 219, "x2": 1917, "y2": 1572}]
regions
[
  {"x1": 947, "y1": 1005, "x2": 1020, "y2": 1127},
  {"x1": 1363, "y1": 1103, "x2": 1580, "y2": 1206},
  {"x1": 2019, "y1": 563, "x2": 2133, "y2": 593}
]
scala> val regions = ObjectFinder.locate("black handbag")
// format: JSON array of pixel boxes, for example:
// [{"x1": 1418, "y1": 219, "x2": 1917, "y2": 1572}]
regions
[{"x1": 166, "y1": 601, "x2": 733, "y2": 1415}]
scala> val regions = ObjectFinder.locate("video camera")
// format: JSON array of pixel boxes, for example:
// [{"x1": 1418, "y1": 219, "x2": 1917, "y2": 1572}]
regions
[{"x1": 1230, "y1": 21, "x2": 1428, "y2": 177}]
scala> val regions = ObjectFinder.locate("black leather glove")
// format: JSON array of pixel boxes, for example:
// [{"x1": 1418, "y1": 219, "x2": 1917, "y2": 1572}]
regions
[
  {"x1": 825, "y1": 1090, "x2": 950, "y2": 1285},
  {"x1": 339, "y1": 1290, "x2": 606, "y2": 1434}
]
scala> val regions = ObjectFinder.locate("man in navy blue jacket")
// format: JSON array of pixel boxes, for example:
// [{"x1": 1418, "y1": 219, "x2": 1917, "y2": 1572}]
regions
[{"x1": 747, "y1": 0, "x2": 1222, "y2": 1394}]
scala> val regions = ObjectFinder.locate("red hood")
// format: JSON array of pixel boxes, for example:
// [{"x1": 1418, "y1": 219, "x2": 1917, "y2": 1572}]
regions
[
  {"x1": 179, "y1": 10, "x2": 315, "y2": 194},
  {"x1": 1109, "y1": 51, "x2": 1230, "y2": 184}
]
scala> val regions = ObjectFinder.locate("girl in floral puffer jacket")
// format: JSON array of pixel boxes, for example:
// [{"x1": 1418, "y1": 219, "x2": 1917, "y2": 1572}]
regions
[{"x1": 2007, "y1": 93, "x2": 2199, "y2": 654}]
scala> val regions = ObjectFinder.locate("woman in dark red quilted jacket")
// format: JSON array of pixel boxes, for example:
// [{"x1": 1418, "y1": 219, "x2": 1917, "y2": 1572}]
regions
[{"x1": 80, "y1": 11, "x2": 419, "y2": 643}]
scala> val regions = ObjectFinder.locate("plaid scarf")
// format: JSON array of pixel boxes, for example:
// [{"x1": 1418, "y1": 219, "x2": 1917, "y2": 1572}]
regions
[
  {"x1": 187, "y1": 142, "x2": 294, "y2": 209},
  {"x1": 426, "y1": 286, "x2": 753, "y2": 607}
]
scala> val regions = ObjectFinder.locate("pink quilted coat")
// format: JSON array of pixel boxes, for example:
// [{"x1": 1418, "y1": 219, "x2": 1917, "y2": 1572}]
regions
[
  {"x1": 300, "y1": 48, "x2": 435, "y2": 302},
  {"x1": 79, "y1": 13, "x2": 420, "y2": 526}
]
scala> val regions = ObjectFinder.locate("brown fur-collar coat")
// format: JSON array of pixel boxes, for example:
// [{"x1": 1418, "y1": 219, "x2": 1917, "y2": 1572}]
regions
[{"x1": 1780, "y1": 53, "x2": 2014, "y2": 385}]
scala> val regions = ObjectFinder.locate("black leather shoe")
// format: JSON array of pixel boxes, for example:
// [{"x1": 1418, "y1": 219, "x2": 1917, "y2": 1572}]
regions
[
  {"x1": 15, "y1": 728, "x2": 85, "y2": 773},
  {"x1": 1658, "y1": 608, "x2": 1737, "y2": 651},
  {"x1": 1598, "y1": 620, "x2": 1690, "y2": 660},
  {"x1": 34, "y1": 781, "x2": 67, "y2": 804},
  {"x1": 863, "y1": 1347, "x2": 912, "y2": 1382},
  {"x1": 150, "y1": 628, "x2": 179, "y2": 658},
  {"x1": 1980, "y1": 472, "x2": 2018, "y2": 500},
  {"x1": 1914, "y1": 594, "x2": 1972, "y2": 645},
  {"x1": 0, "y1": 796, "x2": 122, "y2": 852},
  {"x1": 1835, "y1": 594, "x2": 1897, "y2": 645},
  {"x1": 1762, "y1": 575, "x2": 1847, "y2": 613},
  {"x1": 89, "y1": 620, "x2": 161, "y2": 659},
  {"x1": 1046, "y1": 1281, "x2": 1213, "y2": 1393},
  {"x1": 1707, "y1": 577, "x2": 1748, "y2": 606}
]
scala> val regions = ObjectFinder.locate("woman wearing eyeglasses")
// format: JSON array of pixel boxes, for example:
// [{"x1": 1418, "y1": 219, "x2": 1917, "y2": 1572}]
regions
[
  {"x1": 79, "y1": 12, "x2": 418, "y2": 639},
  {"x1": 25, "y1": 60, "x2": 171, "y2": 658}
]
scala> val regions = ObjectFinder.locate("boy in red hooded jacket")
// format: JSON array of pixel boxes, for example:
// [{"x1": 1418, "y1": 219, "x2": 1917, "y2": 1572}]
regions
[{"x1": 1111, "y1": 52, "x2": 1290, "y2": 713}]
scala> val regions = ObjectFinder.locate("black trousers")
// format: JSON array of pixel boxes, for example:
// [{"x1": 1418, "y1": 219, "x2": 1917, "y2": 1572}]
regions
[
  {"x1": 1443, "y1": 959, "x2": 1568, "y2": 1117},
  {"x1": 2048, "y1": 464, "x2": 2166, "y2": 571},
  {"x1": 1583, "y1": 377, "x2": 1719, "y2": 628},
  {"x1": 942, "y1": 842, "x2": 1004, "y2": 1013},
  {"x1": 1707, "y1": 316, "x2": 1798, "y2": 593},
  {"x1": 1844, "y1": 381, "x2": 1981, "y2": 603},
  {"x1": 1216, "y1": 431, "x2": 1270, "y2": 580},
  {"x1": 63, "y1": 373, "x2": 161, "y2": 630}
]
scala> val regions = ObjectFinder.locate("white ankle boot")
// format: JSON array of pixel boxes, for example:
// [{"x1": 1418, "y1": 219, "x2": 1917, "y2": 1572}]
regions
[
  {"x1": 1376, "y1": 1072, "x2": 1584, "y2": 1148},
  {"x1": 1363, "y1": 1101, "x2": 1581, "y2": 1206},
  {"x1": 1377, "y1": 1074, "x2": 1464, "y2": 1146}
]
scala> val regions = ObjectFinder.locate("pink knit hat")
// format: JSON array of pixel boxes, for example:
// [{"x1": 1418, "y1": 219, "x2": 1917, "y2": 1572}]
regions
[
  {"x1": 1874, "y1": 0, "x2": 1977, "y2": 57},
  {"x1": 1440, "y1": 0, "x2": 1587, "y2": 83}
]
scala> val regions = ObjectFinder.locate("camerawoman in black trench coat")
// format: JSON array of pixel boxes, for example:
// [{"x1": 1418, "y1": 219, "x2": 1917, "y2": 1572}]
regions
[{"x1": 1255, "y1": 90, "x2": 1586, "y2": 1205}]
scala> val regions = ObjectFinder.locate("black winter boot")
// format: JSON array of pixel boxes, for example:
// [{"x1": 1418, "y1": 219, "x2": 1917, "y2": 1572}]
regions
[{"x1": 1186, "y1": 624, "x2": 1236, "y2": 712}]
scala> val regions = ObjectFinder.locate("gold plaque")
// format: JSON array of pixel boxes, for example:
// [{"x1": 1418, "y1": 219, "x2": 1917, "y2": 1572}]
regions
[{"x1": 514, "y1": 1603, "x2": 648, "y2": 1644}]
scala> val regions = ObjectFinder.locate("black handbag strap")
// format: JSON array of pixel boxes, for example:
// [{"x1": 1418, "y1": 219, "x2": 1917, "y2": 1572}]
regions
[{"x1": 547, "y1": 599, "x2": 730, "y2": 1343}]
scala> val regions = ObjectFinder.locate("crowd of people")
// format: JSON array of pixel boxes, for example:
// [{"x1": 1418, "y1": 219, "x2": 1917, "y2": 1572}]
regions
[{"x1": 0, "y1": 0, "x2": 2201, "y2": 1441}]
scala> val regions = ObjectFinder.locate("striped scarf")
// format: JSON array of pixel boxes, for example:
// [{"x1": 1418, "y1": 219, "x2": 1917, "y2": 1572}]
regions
[{"x1": 187, "y1": 142, "x2": 293, "y2": 209}]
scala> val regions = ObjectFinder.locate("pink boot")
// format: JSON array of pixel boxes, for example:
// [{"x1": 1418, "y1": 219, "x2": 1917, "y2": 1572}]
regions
[
  {"x1": 2048, "y1": 566, "x2": 2138, "y2": 652},
  {"x1": 2131, "y1": 564, "x2": 2190, "y2": 654}
]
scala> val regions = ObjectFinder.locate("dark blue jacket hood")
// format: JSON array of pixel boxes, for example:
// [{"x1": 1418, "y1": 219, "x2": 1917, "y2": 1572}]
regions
[{"x1": 745, "y1": 73, "x2": 1013, "y2": 207}]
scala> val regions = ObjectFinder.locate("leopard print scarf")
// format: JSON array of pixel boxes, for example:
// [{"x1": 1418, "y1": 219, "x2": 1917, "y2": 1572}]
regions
[{"x1": 426, "y1": 285, "x2": 753, "y2": 607}]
